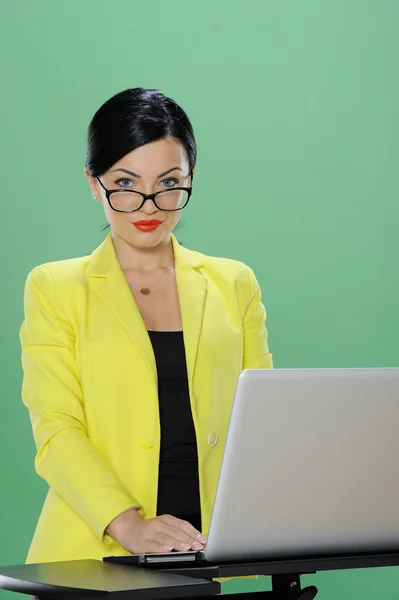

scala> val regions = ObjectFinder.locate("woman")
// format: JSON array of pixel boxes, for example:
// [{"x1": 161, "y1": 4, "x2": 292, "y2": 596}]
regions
[{"x1": 20, "y1": 87, "x2": 273, "y2": 564}]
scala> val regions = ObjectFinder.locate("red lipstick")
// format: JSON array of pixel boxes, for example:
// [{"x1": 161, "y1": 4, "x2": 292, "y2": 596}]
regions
[{"x1": 132, "y1": 219, "x2": 163, "y2": 232}]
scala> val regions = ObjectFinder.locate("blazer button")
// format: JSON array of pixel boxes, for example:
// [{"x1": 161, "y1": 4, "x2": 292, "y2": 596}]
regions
[{"x1": 208, "y1": 432, "x2": 218, "y2": 447}]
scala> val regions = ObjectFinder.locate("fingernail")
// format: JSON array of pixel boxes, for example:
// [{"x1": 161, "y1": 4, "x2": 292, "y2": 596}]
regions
[
  {"x1": 181, "y1": 543, "x2": 191, "y2": 550},
  {"x1": 164, "y1": 545, "x2": 173, "y2": 551},
  {"x1": 192, "y1": 542, "x2": 203, "y2": 550},
  {"x1": 197, "y1": 534, "x2": 207, "y2": 544}
]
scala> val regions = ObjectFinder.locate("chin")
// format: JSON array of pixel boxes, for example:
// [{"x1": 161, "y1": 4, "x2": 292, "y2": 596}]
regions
[{"x1": 119, "y1": 227, "x2": 172, "y2": 249}]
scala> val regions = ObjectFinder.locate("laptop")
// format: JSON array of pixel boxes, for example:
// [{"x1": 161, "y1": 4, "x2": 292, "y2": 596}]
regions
[{"x1": 104, "y1": 367, "x2": 399, "y2": 565}]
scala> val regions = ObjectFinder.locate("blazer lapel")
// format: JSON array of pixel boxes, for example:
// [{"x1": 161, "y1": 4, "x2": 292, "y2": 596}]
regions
[
  {"x1": 173, "y1": 237, "x2": 207, "y2": 394},
  {"x1": 87, "y1": 233, "x2": 207, "y2": 389},
  {"x1": 87, "y1": 234, "x2": 157, "y2": 381}
]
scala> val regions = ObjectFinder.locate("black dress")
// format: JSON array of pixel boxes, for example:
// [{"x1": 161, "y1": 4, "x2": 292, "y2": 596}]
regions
[{"x1": 148, "y1": 330, "x2": 202, "y2": 532}]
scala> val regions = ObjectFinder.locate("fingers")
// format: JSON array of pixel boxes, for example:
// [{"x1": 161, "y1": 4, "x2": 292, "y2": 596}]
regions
[
  {"x1": 174, "y1": 517, "x2": 207, "y2": 545},
  {"x1": 152, "y1": 523, "x2": 201, "y2": 551},
  {"x1": 156, "y1": 515, "x2": 207, "y2": 549},
  {"x1": 161, "y1": 514, "x2": 207, "y2": 543},
  {"x1": 122, "y1": 514, "x2": 208, "y2": 555},
  {"x1": 133, "y1": 540, "x2": 174, "y2": 554},
  {"x1": 152, "y1": 532, "x2": 199, "y2": 552}
]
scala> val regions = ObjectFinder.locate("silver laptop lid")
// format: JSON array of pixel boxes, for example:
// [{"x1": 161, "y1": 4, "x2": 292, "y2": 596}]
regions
[{"x1": 205, "y1": 368, "x2": 399, "y2": 562}]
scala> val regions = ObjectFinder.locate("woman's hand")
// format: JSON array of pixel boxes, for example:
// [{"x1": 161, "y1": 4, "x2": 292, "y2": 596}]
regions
[{"x1": 105, "y1": 509, "x2": 207, "y2": 554}]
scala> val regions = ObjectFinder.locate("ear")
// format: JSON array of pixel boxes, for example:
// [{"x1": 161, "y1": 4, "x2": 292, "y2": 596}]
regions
[
  {"x1": 84, "y1": 168, "x2": 101, "y2": 202},
  {"x1": 192, "y1": 166, "x2": 197, "y2": 175}
]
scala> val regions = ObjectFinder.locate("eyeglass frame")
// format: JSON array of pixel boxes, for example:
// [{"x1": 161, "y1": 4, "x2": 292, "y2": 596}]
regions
[{"x1": 95, "y1": 171, "x2": 194, "y2": 213}]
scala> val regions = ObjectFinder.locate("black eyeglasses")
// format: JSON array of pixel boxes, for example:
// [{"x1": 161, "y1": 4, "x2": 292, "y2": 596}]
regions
[{"x1": 95, "y1": 172, "x2": 193, "y2": 213}]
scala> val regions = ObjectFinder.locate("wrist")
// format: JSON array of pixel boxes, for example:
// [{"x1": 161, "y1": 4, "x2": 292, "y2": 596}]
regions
[{"x1": 106, "y1": 507, "x2": 143, "y2": 538}]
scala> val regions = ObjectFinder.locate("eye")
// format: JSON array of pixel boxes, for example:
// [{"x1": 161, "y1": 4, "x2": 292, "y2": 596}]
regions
[
  {"x1": 160, "y1": 177, "x2": 179, "y2": 188},
  {"x1": 115, "y1": 178, "x2": 134, "y2": 188}
]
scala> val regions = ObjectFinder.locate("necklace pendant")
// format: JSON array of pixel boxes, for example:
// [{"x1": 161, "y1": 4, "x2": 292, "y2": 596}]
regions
[{"x1": 140, "y1": 287, "x2": 151, "y2": 295}]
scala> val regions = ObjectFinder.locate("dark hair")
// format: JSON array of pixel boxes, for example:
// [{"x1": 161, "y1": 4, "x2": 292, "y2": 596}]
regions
[{"x1": 86, "y1": 88, "x2": 197, "y2": 177}]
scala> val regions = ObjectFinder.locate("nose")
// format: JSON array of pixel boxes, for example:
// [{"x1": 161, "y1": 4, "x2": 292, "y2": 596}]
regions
[{"x1": 140, "y1": 196, "x2": 159, "y2": 214}]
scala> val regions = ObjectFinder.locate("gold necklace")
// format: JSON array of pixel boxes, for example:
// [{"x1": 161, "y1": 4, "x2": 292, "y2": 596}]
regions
[{"x1": 129, "y1": 266, "x2": 175, "y2": 295}]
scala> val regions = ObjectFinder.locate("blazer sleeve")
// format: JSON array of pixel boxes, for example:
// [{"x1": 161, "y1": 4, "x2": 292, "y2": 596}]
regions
[
  {"x1": 20, "y1": 264, "x2": 141, "y2": 544},
  {"x1": 242, "y1": 266, "x2": 273, "y2": 370}
]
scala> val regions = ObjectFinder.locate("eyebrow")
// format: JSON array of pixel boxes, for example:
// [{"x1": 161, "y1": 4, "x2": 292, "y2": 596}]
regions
[{"x1": 109, "y1": 166, "x2": 183, "y2": 178}]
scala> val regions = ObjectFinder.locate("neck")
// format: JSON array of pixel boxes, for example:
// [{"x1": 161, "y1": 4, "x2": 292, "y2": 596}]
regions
[{"x1": 111, "y1": 232, "x2": 175, "y2": 274}]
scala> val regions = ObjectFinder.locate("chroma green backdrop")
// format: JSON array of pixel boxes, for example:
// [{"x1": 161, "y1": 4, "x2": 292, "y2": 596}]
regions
[{"x1": 1, "y1": 1, "x2": 398, "y2": 599}]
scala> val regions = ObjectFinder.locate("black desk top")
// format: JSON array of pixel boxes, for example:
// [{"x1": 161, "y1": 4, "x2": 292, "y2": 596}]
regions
[
  {"x1": 3, "y1": 550, "x2": 399, "y2": 600},
  {"x1": 0, "y1": 560, "x2": 220, "y2": 600}
]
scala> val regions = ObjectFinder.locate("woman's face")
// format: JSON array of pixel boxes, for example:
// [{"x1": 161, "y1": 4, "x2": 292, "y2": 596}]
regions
[{"x1": 86, "y1": 137, "x2": 192, "y2": 250}]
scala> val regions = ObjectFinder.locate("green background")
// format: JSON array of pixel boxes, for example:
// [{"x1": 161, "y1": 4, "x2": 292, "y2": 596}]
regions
[{"x1": 1, "y1": 0, "x2": 398, "y2": 598}]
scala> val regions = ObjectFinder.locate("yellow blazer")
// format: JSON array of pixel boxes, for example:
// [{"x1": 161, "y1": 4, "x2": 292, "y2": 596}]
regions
[{"x1": 20, "y1": 233, "x2": 272, "y2": 564}]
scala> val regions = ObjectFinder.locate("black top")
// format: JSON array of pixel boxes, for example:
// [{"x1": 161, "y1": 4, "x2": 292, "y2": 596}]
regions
[
  {"x1": 148, "y1": 330, "x2": 201, "y2": 531},
  {"x1": 0, "y1": 560, "x2": 221, "y2": 599}
]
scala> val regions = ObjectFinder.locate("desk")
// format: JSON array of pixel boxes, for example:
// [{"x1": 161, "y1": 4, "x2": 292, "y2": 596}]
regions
[
  {"x1": 0, "y1": 560, "x2": 219, "y2": 600},
  {"x1": 3, "y1": 550, "x2": 399, "y2": 600}
]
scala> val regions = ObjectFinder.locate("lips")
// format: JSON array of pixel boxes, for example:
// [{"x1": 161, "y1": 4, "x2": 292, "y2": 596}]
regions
[
  {"x1": 134, "y1": 220, "x2": 162, "y2": 225},
  {"x1": 132, "y1": 219, "x2": 163, "y2": 232}
]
